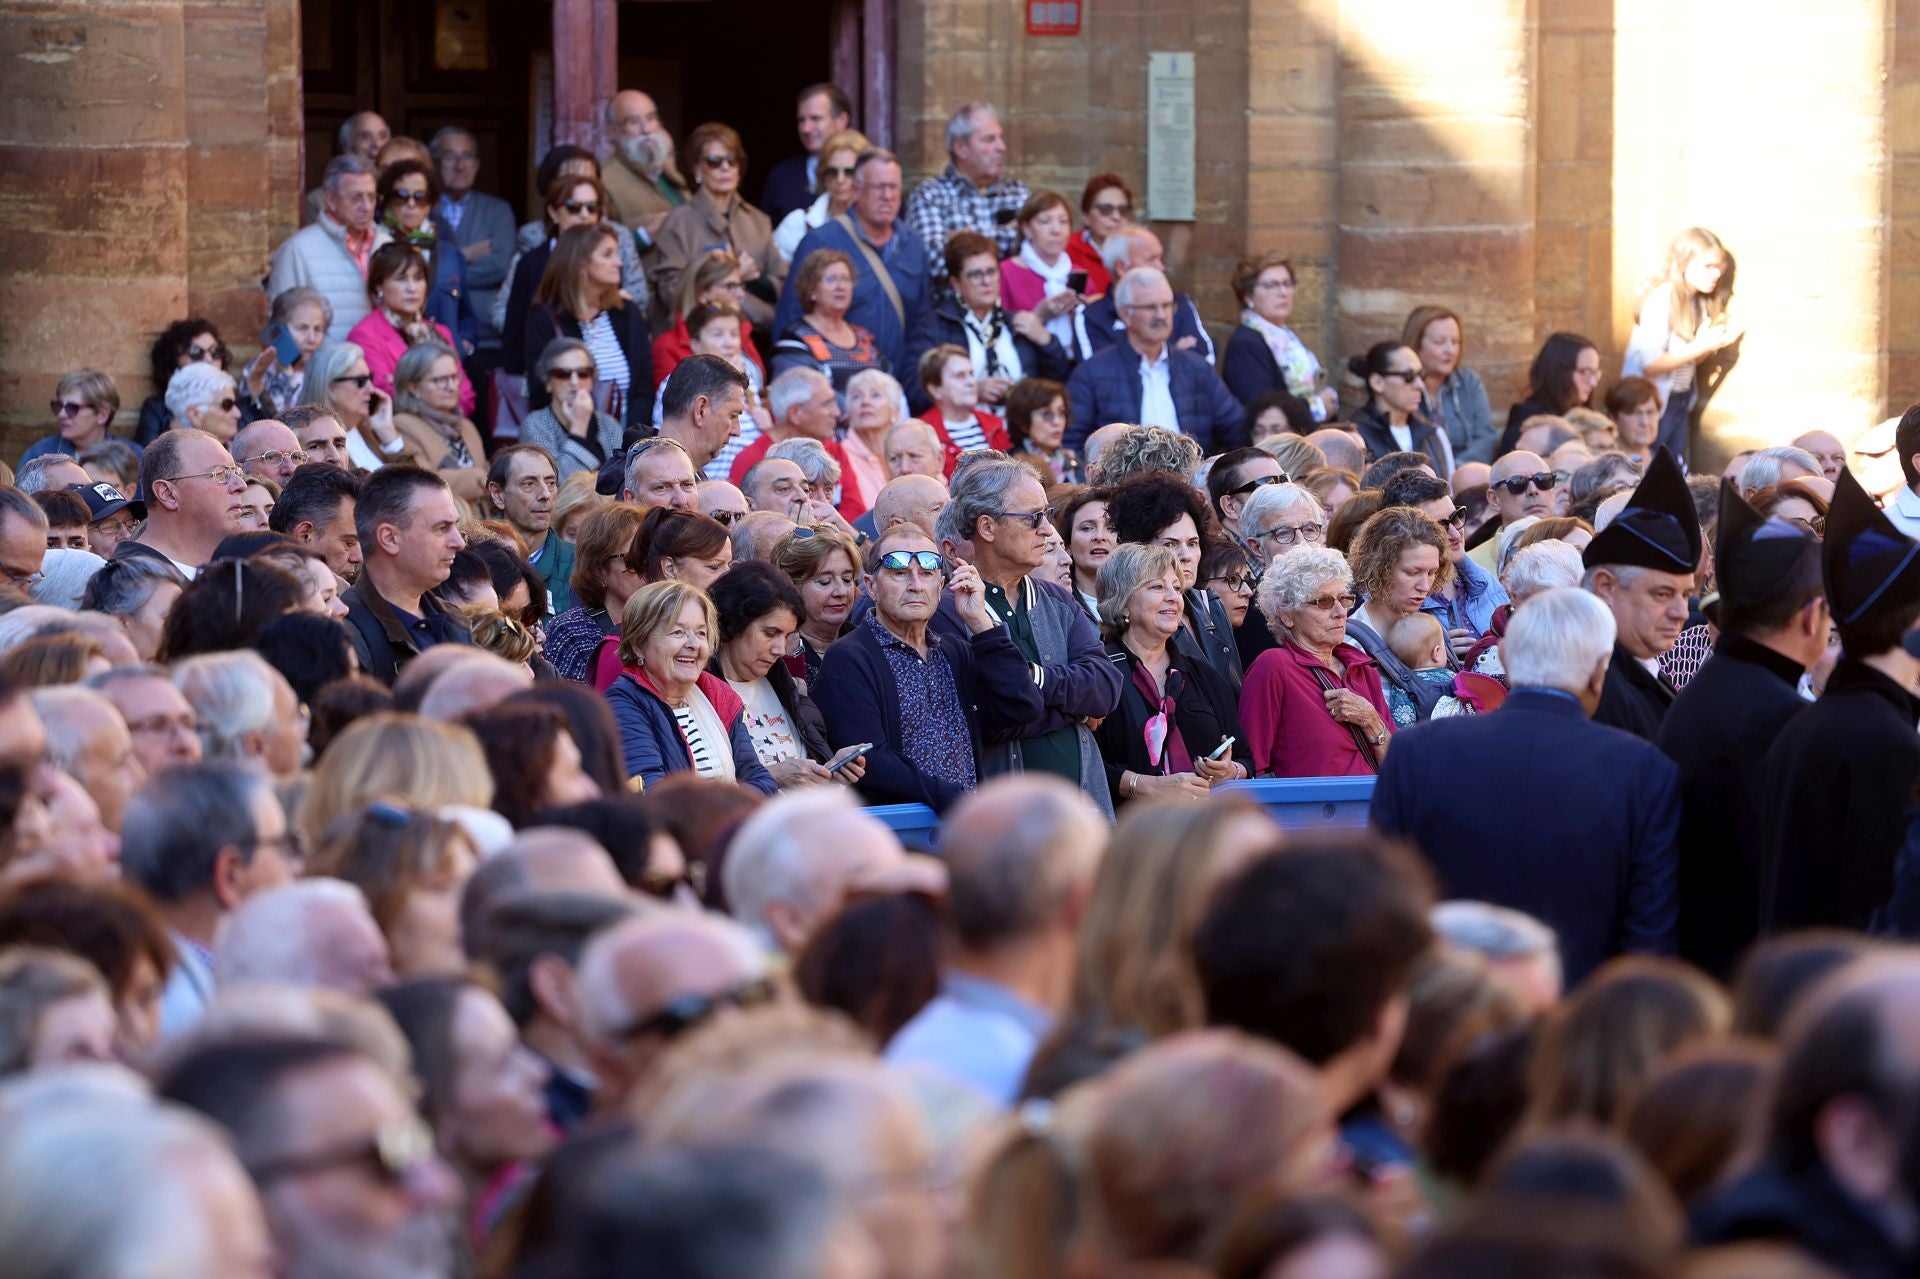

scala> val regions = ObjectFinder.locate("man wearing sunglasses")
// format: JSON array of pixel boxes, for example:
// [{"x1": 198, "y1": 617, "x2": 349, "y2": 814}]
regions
[
  {"x1": 929, "y1": 458, "x2": 1122, "y2": 814},
  {"x1": 813, "y1": 525, "x2": 1044, "y2": 812},
  {"x1": 1467, "y1": 450, "x2": 1561, "y2": 574},
  {"x1": 159, "y1": 1035, "x2": 463, "y2": 1279},
  {"x1": 114, "y1": 428, "x2": 249, "y2": 579}
]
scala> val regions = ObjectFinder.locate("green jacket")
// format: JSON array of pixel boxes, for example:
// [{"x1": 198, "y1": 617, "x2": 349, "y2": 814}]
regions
[{"x1": 534, "y1": 528, "x2": 576, "y2": 616}]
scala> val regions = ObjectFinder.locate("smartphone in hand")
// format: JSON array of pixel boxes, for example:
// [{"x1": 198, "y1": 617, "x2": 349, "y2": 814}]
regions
[
  {"x1": 261, "y1": 322, "x2": 303, "y2": 366},
  {"x1": 1066, "y1": 270, "x2": 1089, "y2": 294},
  {"x1": 826, "y1": 742, "x2": 873, "y2": 773}
]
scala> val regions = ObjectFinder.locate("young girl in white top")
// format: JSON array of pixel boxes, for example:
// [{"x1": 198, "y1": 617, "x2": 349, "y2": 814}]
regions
[{"x1": 1623, "y1": 228, "x2": 1741, "y2": 466}]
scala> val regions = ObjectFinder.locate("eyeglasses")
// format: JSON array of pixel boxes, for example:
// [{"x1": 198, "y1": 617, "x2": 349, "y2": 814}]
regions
[
  {"x1": 164, "y1": 465, "x2": 247, "y2": 486},
  {"x1": 548, "y1": 366, "x2": 596, "y2": 382},
  {"x1": 617, "y1": 977, "x2": 778, "y2": 1041},
  {"x1": 389, "y1": 190, "x2": 432, "y2": 206},
  {"x1": 1304, "y1": 593, "x2": 1358, "y2": 612},
  {"x1": 876, "y1": 549, "x2": 944, "y2": 574},
  {"x1": 1379, "y1": 368, "x2": 1424, "y2": 383},
  {"x1": 50, "y1": 400, "x2": 92, "y2": 418},
  {"x1": 701, "y1": 154, "x2": 740, "y2": 169},
  {"x1": 1494, "y1": 472, "x2": 1564, "y2": 495},
  {"x1": 239, "y1": 449, "x2": 310, "y2": 468},
  {"x1": 424, "y1": 374, "x2": 462, "y2": 389},
  {"x1": 993, "y1": 509, "x2": 1051, "y2": 531},
  {"x1": 250, "y1": 1118, "x2": 438, "y2": 1189},
  {"x1": 638, "y1": 867, "x2": 696, "y2": 900},
  {"x1": 330, "y1": 374, "x2": 373, "y2": 389},
  {"x1": 960, "y1": 267, "x2": 998, "y2": 284},
  {"x1": 707, "y1": 509, "x2": 746, "y2": 527},
  {"x1": 1227, "y1": 474, "x2": 1287, "y2": 497},
  {"x1": 1090, "y1": 201, "x2": 1131, "y2": 218},
  {"x1": 558, "y1": 200, "x2": 600, "y2": 216},
  {"x1": 184, "y1": 343, "x2": 219, "y2": 362},
  {"x1": 1252, "y1": 522, "x2": 1325, "y2": 546},
  {"x1": 1208, "y1": 574, "x2": 1254, "y2": 593},
  {"x1": 822, "y1": 164, "x2": 856, "y2": 180}
]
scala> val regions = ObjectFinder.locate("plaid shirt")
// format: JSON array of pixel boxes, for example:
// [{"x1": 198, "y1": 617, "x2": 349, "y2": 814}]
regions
[{"x1": 904, "y1": 164, "x2": 1030, "y2": 260}]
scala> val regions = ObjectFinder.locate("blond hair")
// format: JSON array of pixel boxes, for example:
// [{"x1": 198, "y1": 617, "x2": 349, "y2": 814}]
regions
[
  {"x1": 617, "y1": 580, "x2": 718, "y2": 667},
  {"x1": 301, "y1": 712, "x2": 492, "y2": 845}
]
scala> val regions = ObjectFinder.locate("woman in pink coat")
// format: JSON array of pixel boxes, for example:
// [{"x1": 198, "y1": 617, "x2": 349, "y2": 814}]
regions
[{"x1": 347, "y1": 242, "x2": 476, "y2": 417}]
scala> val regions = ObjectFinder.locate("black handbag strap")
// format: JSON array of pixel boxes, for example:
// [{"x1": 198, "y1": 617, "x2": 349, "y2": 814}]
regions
[{"x1": 1304, "y1": 664, "x2": 1379, "y2": 773}]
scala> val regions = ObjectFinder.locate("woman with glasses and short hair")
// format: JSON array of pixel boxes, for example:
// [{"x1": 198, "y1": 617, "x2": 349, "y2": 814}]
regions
[
  {"x1": 390, "y1": 342, "x2": 487, "y2": 508},
  {"x1": 1347, "y1": 341, "x2": 1454, "y2": 479},
  {"x1": 649, "y1": 123, "x2": 783, "y2": 335},
  {"x1": 1240, "y1": 544, "x2": 1393, "y2": 777},
  {"x1": 163, "y1": 363, "x2": 243, "y2": 446},
  {"x1": 517, "y1": 338, "x2": 625, "y2": 486},
  {"x1": 21, "y1": 369, "x2": 131, "y2": 464}
]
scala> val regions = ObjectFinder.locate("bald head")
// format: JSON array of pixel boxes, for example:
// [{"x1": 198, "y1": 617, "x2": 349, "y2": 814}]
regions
[
  {"x1": 939, "y1": 776, "x2": 1105, "y2": 955},
  {"x1": 1305, "y1": 429, "x2": 1365, "y2": 475},
  {"x1": 1083, "y1": 423, "x2": 1136, "y2": 473},
  {"x1": 460, "y1": 826, "x2": 626, "y2": 960},
  {"x1": 870, "y1": 474, "x2": 950, "y2": 539},
  {"x1": 724, "y1": 790, "x2": 910, "y2": 954},
  {"x1": 418, "y1": 652, "x2": 535, "y2": 722},
  {"x1": 231, "y1": 420, "x2": 302, "y2": 485},
  {"x1": 1490, "y1": 450, "x2": 1554, "y2": 523},
  {"x1": 1791, "y1": 430, "x2": 1848, "y2": 482}
]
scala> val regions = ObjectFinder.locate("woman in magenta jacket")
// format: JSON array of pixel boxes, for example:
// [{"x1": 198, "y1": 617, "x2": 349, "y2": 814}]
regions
[{"x1": 347, "y1": 242, "x2": 475, "y2": 417}]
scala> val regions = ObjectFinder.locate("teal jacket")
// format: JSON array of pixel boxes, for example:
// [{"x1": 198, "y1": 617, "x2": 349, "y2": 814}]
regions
[{"x1": 534, "y1": 528, "x2": 576, "y2": 615}]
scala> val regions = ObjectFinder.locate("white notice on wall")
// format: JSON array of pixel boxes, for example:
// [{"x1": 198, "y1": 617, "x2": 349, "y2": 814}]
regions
[{"x1": 1147, "y1": 51, "x2": 1196, "y2": 222}]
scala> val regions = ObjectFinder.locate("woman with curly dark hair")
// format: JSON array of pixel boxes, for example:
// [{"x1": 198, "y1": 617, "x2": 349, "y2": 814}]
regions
[
  {"x1": 1107, "y1": 470, "x2": 1242, "y2": 688},
  {"x1": 462, "y1": 701, "x2": 603, "y2": 829},
  {"x1": 136, "y1": 318, "x2": 263, "y2": 444}
]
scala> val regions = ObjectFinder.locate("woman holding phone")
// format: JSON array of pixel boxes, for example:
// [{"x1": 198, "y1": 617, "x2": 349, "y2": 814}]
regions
[
  {"x1": 999, "y1": 190, "x2": 1090, "y2": 359},
  {"x1": 1624, "y1": 227, "x2": 1740, "y2": 463},
  {"x1": 294, "y1": 342, "x2": 421, "y2": 472},
  {"x1": 707, "y1": 561, "x2": 865, "y2": 789}
]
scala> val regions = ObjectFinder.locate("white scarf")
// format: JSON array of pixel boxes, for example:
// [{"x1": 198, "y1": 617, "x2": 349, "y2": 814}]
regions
[{"x1": 1019, "y1": 240, "x2": 1082, "y2": 352}]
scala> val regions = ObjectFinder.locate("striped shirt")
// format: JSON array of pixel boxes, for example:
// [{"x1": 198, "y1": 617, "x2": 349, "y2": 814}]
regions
[
  {"x1": 669, "y1": 687, "x2": 735, "y2": 780},
  {"x1": 581, "y1": 311, "x2": 631, "y2": 399}
]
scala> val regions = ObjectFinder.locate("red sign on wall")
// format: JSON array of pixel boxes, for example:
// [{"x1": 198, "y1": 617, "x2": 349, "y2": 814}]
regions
[{"x1": 1027, "y1": 1, "x2": 1081, "y2": 36}]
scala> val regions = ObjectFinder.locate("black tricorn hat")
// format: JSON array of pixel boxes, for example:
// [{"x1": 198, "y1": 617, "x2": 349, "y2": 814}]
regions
[
  {"x1": 1713, "y1": 477, "x2": 1819, "y2": 614},
  {"x1": 1825, "y1": 466, "x2": 1920, "y2": 626},
  {"x1": 1582, "y1": 447, "x2": 1702, "y2": 574}
]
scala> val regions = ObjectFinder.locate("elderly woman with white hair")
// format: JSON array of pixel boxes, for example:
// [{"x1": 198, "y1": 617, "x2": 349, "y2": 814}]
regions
[
  {"x1": 1231, "y1": 480, "x2": 1328, "y2": 663},
  {"x1": 28, "y1": 549, "x2": 106, "y2": 612},
  {"x1": 1461, "y1": 537, "x2": 1589, "y2": 677},
  {"x1": 78, "y1": 556, "x2": 185, "y2": 662},
  {"x1": 163, "y1": 362, "x2": 242, "y2": 445},
  {"x1": 838, "y1": 367, "x2": 908, "y2": 509},
  {"x1": 1239, "y1": 544, "x2": 1393, "y2": 777}
]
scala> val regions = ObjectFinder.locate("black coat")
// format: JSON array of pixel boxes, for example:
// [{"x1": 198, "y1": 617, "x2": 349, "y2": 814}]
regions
[
  {"x1": 1693, "y1": 1163, "x2": 1909, "y2": 1279},
  {"x1": 903, "y1": 299, "x2": 1074, "y2": 415},
  {"x1": 1656, "y1": 635, "x2": 1809, "y2": 979},
  {"x1": 1593, "y1": 642, "x2": 1676, "y2": 741},
  {"x1": 1496, "y1": 395, "x2": 1558, "y2": 456},
  {"x1": 1760, "y1": 659, "x2": 1920, "y2": 934},
  {"x1": 524, "y1": 301, "x2": 654, "y2": 435},
  {"x1": 1091, "y1": 641, "x2": 1251, "y2": 804},
  {"x1": 1351, "y1": 401, "x2": 1452, "y2": 477},
  {"x1": 1221, "y1": 324, "x2": 1288, "y2": 407},
  {"x1": 1371, "y1": 686, "x2": 1680, "y2": 985},
  {"x1": 341, "y1": 574, "x2": 475, "y2": 687}
]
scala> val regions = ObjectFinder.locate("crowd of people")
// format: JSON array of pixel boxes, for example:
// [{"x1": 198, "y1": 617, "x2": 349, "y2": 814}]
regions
[{"x1": 1, "y1": 79, "x2": 1918, "y2": 1279}]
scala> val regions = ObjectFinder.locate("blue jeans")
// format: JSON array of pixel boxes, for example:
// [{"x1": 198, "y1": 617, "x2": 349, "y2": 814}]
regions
[{"x1": 1656, "y1": 384, "x2": 1696, "y2": 467}]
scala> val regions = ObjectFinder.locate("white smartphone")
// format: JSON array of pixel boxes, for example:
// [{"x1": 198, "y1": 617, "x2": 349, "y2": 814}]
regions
[{"x1": 1207, "y1": 736, "x2": 1237, "y2": 761}]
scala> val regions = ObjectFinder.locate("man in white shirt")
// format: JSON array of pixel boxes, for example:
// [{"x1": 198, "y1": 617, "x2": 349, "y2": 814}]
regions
[
  {"x1": 116, "y1": 429, "x2": 247, "y2": 578},
  {"x1": 1881, "y1": 405, "x2": 1920, "y2": 539}
]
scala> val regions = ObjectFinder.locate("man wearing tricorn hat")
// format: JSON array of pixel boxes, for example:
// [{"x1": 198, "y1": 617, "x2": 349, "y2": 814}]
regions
[
  {"x1": 1658, "y1": 479, "x2": 1827, "y2": 978},
  {"x1": 1761, "y1": 467, "x2": 1920, "y2": 935},
  {"x1": 1582, "y1": 448, "x2": 1701, "y2": 740}
]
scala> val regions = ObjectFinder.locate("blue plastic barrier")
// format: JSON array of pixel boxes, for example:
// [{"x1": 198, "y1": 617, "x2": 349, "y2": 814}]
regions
[{"x1": 865, "y1": 775, "x2": 1375, "y2": 849}]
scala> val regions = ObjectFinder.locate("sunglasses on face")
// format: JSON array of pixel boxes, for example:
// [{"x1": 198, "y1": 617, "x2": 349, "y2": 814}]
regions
[
  {"x1": 618, "y1": 977, "x2": 778, "y2": 1041},
  {"x1": 1494, "y1": 472, "x2": 1564, "y2": 495},
  {"x1": 1090, "y1": 201, "x2": 1131, "y2": 217},
  {"x1": 390, "y1": 190, "x2": 431, "y2": 206},
  {"x1": 549, "y1": 366, "x2": 596, "y2": 382},
  {"x1": 1305, "y1": 593, "x2": 1358, "y2": 612},
  {"x1": 702, "y1": 154, "x2": 740, "y2": 169},
  {"x1": 331, "y1": 374, "x2": 373, "y2": 389},
  {"x1": 559, "y1": 200, "x2": 600, "y2": 216},
  {"x1": 1379, "y1": 368, "x2": 1423, "y2": 383},
  {"x1": 1227, "y1": 474, "x2": 1287, "y2": 497},
  {"x1": 822, "y1": 165, "x2": 856, "y2": 180},
  {"x1": 184, "y1": 344, "x2": 218, "y2": 362},
  {"x1": 1438, "y1": 506, "x2": 1468, "y2": 528},
  {"x1": 876, "y1": 550, "x2": 944, "y2": 574},
  {"x1": 994, "y1": 509, "x2": 1051, "y2": 531},
  {"x1": 707, "y1": 509, "x2": 746, "y2": 527},
  {"x1": 209, "y1": 398, "x2": 238, "y2": 413},
  {"x1": 50, "y1": 400, "x2": 92, "y2": 417}
]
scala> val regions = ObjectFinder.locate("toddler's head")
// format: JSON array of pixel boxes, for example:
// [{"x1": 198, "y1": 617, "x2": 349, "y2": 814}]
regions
[{"x1": 1387, "y1": 612, "x2": 1448, "y2": 672}]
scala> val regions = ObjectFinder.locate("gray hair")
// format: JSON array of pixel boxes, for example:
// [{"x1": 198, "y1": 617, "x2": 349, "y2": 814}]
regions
[
  {"x1": 391, "y1": 341, "x2": 461, "y2": 418},
  {"x1": 172, "y1": 652, "x2": 282, "y2": 764},
  {"x1": 428, "y1": 125, "x2": 475, "y2": 160},
  {"x1": 0, "y1": 1075, "x2": 245, "y2": 1279},
  {"x1": 624, "y1": 436, "x2": 692, "y2": 500},
  {"x1": 321, "y1": 152, "x2": 376, "y2": 195},
  {"x1": 120, "y1": 762, "x2": 269, "y2": 903},
  {"x1": 882, "y1": 419, "x2": 940, "y2": 457},
  {"x1": 213, "y1": 878, "x2": 375, "y2": 989},
  {"x1": 766, "y1": 367, "x2": 831, "y2": 422},
  {"x1": 1095, "y1": 542, "x2": 1179, "y2": 634},
  {"x1": 29, "y1": 687, "x2": 120, "y2": 778},
  {"x1": 1432, "y1": 900, "x2": 1561, "y2": 969},
  {"x1": 1503, "y1": 587, "x2": 1616, "y2": 694},
  {"x1": 944, "y1": 101, "x2": 999, "y2": 154},
  {"x1": 723, "y1": 788, "x2": 869, "y2": 941},
  {"x1": 934, "y1": 456, "x2": 1028, "y2": 549},
  {"x1": 1739, "y1": 445, "x2": 1823, "y2": 494},
  {"x1": 79, "y1": 555, "x2": 186, "y2": 621},
  {"x1": 851, "y1": 147, "x2": 901, "y2": 184},
  {"x1": 732, "y1": 511, "x2": 795, "y2": 563},
  {"x1": 1087, "y1": 424, "x2": 1201, "y2": 487},
  {"x1": 28, "y1": 549, "x2": 104, "y2": 610},
  {"x1": 1255, "y1": 544, "x2": 1352, "y2": 628},
  {"x1": 292, "y1": 344, "x2": 367, "y2": 410},
  {"x1": 1569, "y1": 452, "x2": 1642, "y2": 503},
  {"x1": 941, "y1": 778, "x2": 1103, "y2": 951},
  {"x1": 844, "y1": 366, "x2": 904, "y2": 418},
  {"x1": 534, "y1": 336, "x2": 593, "y2": 384},
  {"x1": 1112, "y1": 266, "x2": 1170, "y2": 311},
  {"x1": 1239, "y1": 482, "x2": 1324, "y2": 539},
  {"x1": 766, "y1": 438, "x2": 841, "y2": 488},
  {"x1": 268, "y1": 284, "x2": 333, "y2": 332},
  {"x1": 1099, "y1": 224, "x2": 1155, "y2": 277},
  {"x1": 1502, "y1": 539, "x2": 1585, "y2": 604},
  {"x1": 162, "y1": 363, "x2": 235, "y2": 427}
]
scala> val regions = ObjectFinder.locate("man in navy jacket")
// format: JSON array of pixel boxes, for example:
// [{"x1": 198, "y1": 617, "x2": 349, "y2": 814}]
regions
[
  {"x1": 1371, "y1": 587, "x2": 1680, "y2": 985},
  {"x1": 1064, "y1": 268, "x2": 1245, "y2": 456},
  {"x1": 814, "y1": 527, "x2": 1044, "y2": 812}
]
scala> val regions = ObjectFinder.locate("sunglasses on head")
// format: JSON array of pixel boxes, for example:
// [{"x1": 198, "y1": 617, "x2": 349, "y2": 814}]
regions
[
  {"x1": 876, "y1": 549, "x2": 944, "y2": 574},
  {"x1": 1495, "y1": 472, "x2": 1563, "y2": 495},
  {"x1": 618, "y1": 977, "x2": 778, "y2": 1041},
  {"x1": 1228, "y1": 474, "x2": 1287, "y2": 497}
]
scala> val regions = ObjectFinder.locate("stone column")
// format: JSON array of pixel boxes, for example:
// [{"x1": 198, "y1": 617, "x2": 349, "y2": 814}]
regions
[
  {"x1": 1335, "y1": 0, "x2": 1540, "y2": 408},
  {"x1": 0, "y1": 0, "x2": 192, "y2": 456}
]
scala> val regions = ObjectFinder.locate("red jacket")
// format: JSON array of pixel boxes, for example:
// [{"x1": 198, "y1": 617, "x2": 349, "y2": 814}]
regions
[
  {"x1": 1066, "y1": 229, "x2": 1113, "y2": 300},
  {"x1": 917, "y1": 410, "x2": 1010, "y2": 477},
  {"x1": 650, "y1": 314, "x2": 766, "y2": 389},
  {"x1": 726, "y1": 432, "x2": 868, "y2": 521}
]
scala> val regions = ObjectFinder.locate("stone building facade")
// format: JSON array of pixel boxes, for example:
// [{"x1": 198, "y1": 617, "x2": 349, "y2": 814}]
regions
[{"x1": 0, "y1": 0, "x2": 1909, "y2": 463}]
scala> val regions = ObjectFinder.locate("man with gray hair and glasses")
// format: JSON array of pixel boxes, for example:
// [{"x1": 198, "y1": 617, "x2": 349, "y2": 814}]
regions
[
  {"x1": 1372, "y1": 587, "x2": 1679, "y2": 984},
  {"x1": 904, "y1": 101, "x2": 1030, "y2": 261},
  {"x1": 271, "y1": 152, "x2": 393, "y2": 342},
  {"x1": 930, "y1": 457, "x2": 1121, "y2": 811}
]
